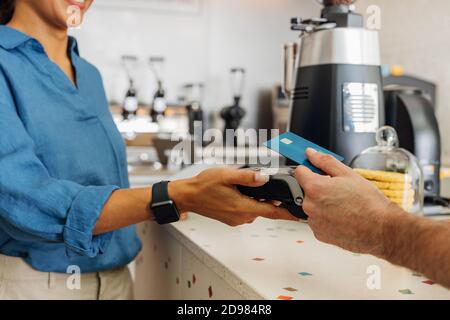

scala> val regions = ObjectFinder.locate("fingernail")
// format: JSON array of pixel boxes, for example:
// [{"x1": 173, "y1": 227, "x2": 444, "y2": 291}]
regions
[
  {"x1": 306, "y1": 148, "x2": 317, "y2": 155},
  {"x1": 255, "y1": 173, "x2": 270, "y2": 183}
]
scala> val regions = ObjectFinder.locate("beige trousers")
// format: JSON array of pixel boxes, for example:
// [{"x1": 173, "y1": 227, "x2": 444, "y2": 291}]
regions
[{"x1": 0, "y1": 254, "x2": 134, "y2": 300}]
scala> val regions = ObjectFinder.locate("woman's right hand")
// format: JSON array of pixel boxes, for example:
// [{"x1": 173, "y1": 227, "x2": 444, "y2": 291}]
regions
[{"x1": 169, "y1": 168, "x2": 298, "y2": 226}]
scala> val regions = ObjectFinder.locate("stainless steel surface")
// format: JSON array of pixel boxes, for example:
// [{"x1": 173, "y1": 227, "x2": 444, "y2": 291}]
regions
[
  {"x1": 422, "y1": 179, "x2": 450, "y2": 217},
  {"x1": 230, "y1": 68, "x2": 246, "y2": 99},
  {"x1": 342, "y1": 82, "x2": 380, "y2": 133},
  {"x1": 299, "y1": 28, "x2": 381, "y2": 67},
  {"x1": 127, "y1": 146, "x2": 175, "y2": 187},
  {"x1": 282, "y1": 42, "x2": 299, "y2": 98},
  {"x1": 442, "y1": 177, "x2": 450, "y2": 198},
  {"x1": 316, "y1": 0, "x2": 358, "y2": 5},
  {"x1": 127, "y1": 146, "x2": 159, "y2": 165},
  {"x1": 128, "y1": 164, "x2": 175, "y2": 187}
]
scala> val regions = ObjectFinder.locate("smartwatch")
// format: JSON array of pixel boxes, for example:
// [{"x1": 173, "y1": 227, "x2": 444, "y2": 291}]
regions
[{"x1": 150, "y1": 181, "x2": 181, "y2": 225}]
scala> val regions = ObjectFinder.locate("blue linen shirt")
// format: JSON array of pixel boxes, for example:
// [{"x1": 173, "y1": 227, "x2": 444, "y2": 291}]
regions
[{"x1": 0, "y1": 26, "x2": 141, "y2": 273}]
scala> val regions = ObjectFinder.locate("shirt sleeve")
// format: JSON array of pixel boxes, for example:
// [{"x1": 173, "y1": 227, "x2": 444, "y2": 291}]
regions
[{"x1": 0, "y1": 69, "x2": 119, "y2": 258}]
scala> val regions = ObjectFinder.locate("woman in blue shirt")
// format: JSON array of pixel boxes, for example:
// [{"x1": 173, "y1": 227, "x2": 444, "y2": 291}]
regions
[{"x1": 0, "y1": 0, "x2": 295, "y2": 299}]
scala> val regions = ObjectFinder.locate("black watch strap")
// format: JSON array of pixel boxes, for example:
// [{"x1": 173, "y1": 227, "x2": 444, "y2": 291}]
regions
[
  {"x1": 152, "y1": 181, "x2": 170, "y2": 205},
  {"x1": 151, "y1": 181, "x2": 180, "y2": 225}
]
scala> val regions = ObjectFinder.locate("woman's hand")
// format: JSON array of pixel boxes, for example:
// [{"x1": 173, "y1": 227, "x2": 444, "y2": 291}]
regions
[
  {"x1": 169, "y1": 168, "x2": 298, "y2": 227},
  {"x1": 294, "y1": 148, "x2": 400, "y2": 257}
]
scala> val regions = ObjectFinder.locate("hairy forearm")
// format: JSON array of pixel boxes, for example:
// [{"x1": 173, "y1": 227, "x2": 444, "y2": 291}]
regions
[
  {"x1": 381, "y1": 206, "x2": 450, "y2": 288},
  {"x1": 93, "y1": 188, "x2": 154, "y2": 235}
]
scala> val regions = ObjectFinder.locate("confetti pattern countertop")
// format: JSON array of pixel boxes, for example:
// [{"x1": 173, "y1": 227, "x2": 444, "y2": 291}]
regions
[
  {"x1": 132, "y1": 166, "x2": 450, "y2": 300},
  {"x1": 166, "y1": 214, "x2": 450, "y2": 300}
]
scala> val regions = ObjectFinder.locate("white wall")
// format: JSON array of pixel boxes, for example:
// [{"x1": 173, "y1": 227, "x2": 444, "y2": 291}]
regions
[
  {"x1": 73, "y1": 0, "x2": 450, "y2": 163},
  {"x1": 71, "y1": 1, "x2": 210, "y2": 106},
  {"x1": 205, "y1": 0, "x2": 316, "y2": 128},
  {"x1": 71, "y1": 0, "x2": 315, "y2": 127},
  {"x1": 357, "y1": 0, "x2": 450, "y2": 163}
]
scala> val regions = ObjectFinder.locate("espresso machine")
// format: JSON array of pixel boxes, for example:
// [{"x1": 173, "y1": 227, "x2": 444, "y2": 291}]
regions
[
  {"x1": 284, "y1": 0, "x2": 385, "y2": 164},
  {"x1": 383, "y1": 76, "x2": 442, "y2": 203}
]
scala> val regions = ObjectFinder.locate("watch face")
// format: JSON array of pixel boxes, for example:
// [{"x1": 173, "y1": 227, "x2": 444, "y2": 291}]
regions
[{"x1": 152, "y1": 201, "x2": 180, "y2": 225}]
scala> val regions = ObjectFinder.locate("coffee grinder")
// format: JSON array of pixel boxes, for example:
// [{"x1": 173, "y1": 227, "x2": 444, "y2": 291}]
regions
[
  {"x1": 121, "y1": 55, "x2": 139, "y2": 120},
  {"x1": 284, "y1": 0, "x2": 385, "y2": 164},
  {"x1": 220, "y1": 68, "x2": 247, "y2": 146},
  {"x1": 183, "y1": 83, "x2": 205, "y2": 136},
  {"x1": 149, "y1": 57, "x2": 168, "y2": 122}
]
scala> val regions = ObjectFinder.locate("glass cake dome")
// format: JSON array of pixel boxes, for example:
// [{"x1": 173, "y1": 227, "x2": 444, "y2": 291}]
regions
[{"x1": 351, "y1": 126, "x2": 424, "y2": 215}]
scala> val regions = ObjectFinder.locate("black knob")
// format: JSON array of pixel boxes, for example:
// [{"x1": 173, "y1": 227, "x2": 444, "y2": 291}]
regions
[
  {"x1": 291, "y1": 17, "x2": 302, "y2": 25},
  {"x1": 425, "y1": 181, "x2": 435, "y2": 192}
]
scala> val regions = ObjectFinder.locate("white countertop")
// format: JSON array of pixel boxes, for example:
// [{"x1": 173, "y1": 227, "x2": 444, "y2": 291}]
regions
[
  {"x1": 131, "y1": 164, "x2": 450, "y2": 300},
  {"x1": 167, "y1": 214, "x2": 450, "y2": 300}
]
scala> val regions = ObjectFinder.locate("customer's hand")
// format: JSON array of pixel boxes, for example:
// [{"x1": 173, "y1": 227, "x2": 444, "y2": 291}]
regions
[
  {"x1": 169, "y1": 168, "x2": 298, "y2": 227},
  {"x1": 294, "y1": 148, "x2": 403, "y2": 257}
]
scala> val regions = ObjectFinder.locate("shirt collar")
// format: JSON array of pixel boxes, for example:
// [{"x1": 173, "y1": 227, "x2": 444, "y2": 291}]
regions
[
  {"x1": 0, "y1": 25, "x2": 80, "y2": 56},
  {"x1": 0, "y1": 25, "x2": 32, "y2": 50}
]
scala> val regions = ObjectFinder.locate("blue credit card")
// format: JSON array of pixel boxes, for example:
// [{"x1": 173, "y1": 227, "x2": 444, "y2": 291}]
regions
[{"x1": 264, "y1": 132, "x2": 344, "y2": 174}]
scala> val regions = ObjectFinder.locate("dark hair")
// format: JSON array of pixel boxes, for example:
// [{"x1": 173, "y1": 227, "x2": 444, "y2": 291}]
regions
[{"x1": 0, "y1": 0, "x2": 15, "y2": 25}]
